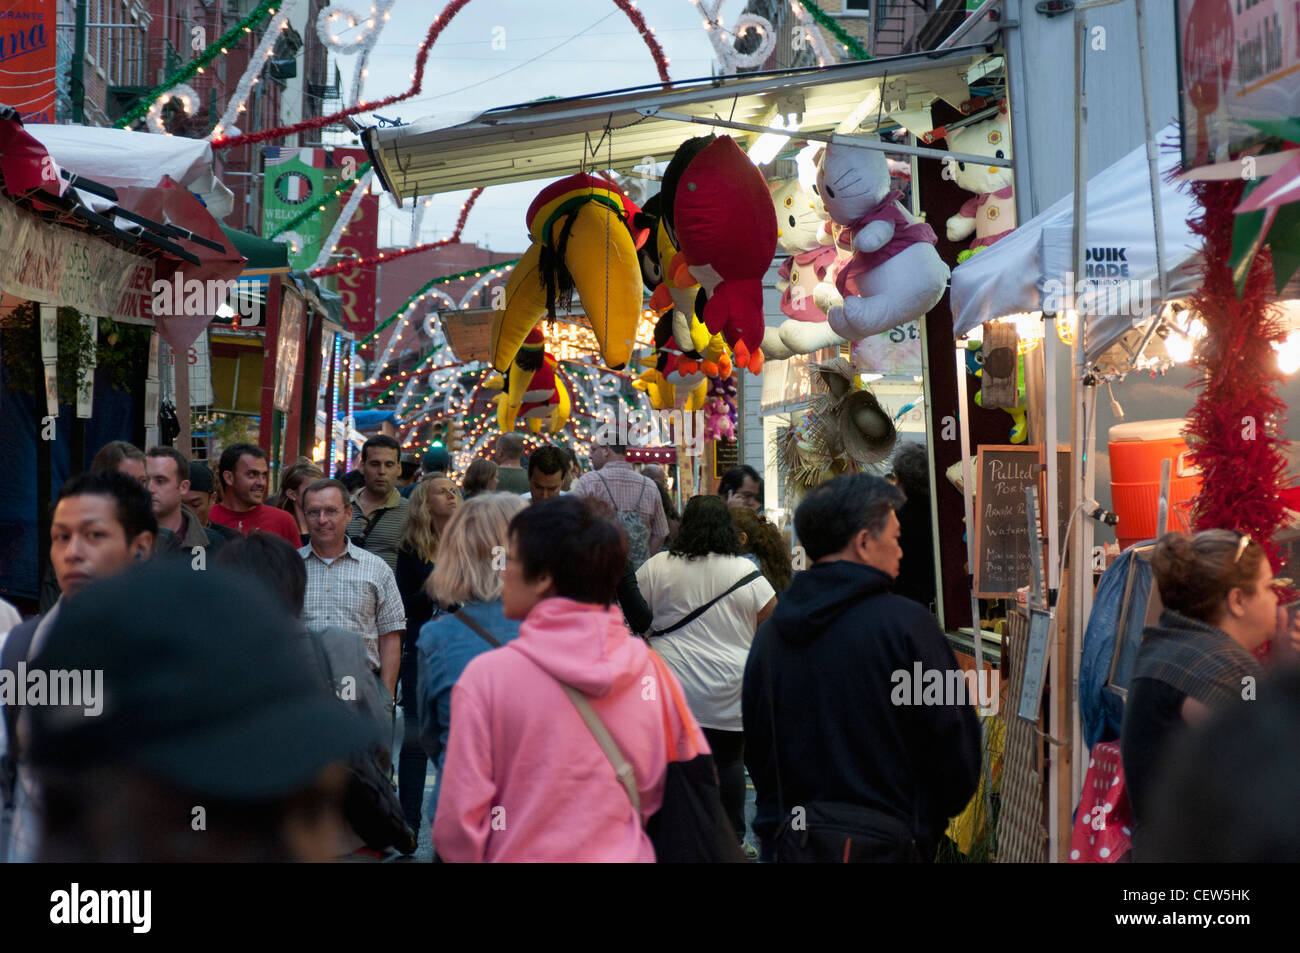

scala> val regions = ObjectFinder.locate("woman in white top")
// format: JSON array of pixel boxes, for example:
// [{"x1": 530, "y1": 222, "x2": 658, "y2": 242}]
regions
[{"x1": 637, "y1": 494, "x2": 777, "y2": 841}]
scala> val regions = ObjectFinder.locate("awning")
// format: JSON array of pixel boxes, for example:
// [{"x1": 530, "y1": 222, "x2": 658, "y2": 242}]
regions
[
  {"x1": 221, "y1": 226, "x2": 291, "y2": 275},
  {"x1": 950, "y1": 123, "x2": 1202, "y2": 363},
  {"x1": 27, "y1": 122, "x2": 234, "y2": 218},
  {"x1": 364, "y1": 46, "x2": 999, "y2": 203}
]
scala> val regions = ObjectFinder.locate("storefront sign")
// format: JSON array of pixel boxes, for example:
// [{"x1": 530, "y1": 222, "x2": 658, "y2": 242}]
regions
[
  {"x1": 1178, "y1": 0, "x2": 1300, "y2": 169},
  {"x1": 274, "y1": 289, "x2": 304, "y2": 412},
  {"x1": 0, "y1": 196, "x2": 156, "y2": 322},
  {"x1": 0, "y1": 0, "x2": 56, "y2": 124}
]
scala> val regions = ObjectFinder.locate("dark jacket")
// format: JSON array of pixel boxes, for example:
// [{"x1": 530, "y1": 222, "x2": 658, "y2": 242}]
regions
[
  {"x1": 394, "y1": 543, "x2": 436, "y2": 647},
  {"x1": 154, "y1": 506, "x2": 226, "y2": 560},
  {"x1": 894, "y1": 495, "x2": 935, "y2": 610},
  {"x1": 742, "y1": 560, "x2": 981, "y2": 856}
]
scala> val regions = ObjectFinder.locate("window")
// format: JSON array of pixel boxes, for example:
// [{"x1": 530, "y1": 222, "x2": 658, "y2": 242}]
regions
[{"x1": 845, "y1": 0, "x2": 871, "y2": 11}]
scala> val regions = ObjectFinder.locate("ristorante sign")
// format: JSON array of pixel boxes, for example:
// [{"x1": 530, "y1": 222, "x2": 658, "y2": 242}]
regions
[
  {"x1": 0, "y1": 195, "x2": 156, "y2": 322},
  {"x1": 1178, "y1": 0, "x2": 1300, "y2": 170}
]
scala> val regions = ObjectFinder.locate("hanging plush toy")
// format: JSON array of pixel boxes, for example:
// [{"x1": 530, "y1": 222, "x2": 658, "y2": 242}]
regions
[
  {"x1": 659, "y1": 135, "x2": 777, "y2": 375},
  {"x1": 941, "y1": 105, "x2": 1016, "y2": 263},
  {"x1": 814, "y1": 140, "x2": 950, "y2": 341},
  {"x1": 491, "y1": 173, "x2": 643, "y2": 372},
  {"x1": 763, "y1": 175, "x2": 850, "y2": 359},
  {"x1": 485, "y1": 327, "x2": 571, "y2": 434}
]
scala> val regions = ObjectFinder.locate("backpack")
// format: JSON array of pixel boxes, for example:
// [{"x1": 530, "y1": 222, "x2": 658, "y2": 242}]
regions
[{"x1": 596, "y1": 472, "x2": 651, "y2": 570}]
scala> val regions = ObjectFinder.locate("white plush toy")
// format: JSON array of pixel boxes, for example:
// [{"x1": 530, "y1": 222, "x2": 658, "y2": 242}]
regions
[
  {"x1": 942, "y1": 107, "x2": 1016, "y2": 263},
  {"x1": 814, "y1": 140, "x2": 951, "y2": 341},
  {"x1": 761, "y1": 176, "x2": 851, "y2": 360}
]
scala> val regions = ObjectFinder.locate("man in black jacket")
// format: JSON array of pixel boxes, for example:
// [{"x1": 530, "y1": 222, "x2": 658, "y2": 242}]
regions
[{"x1": 743, "y1": 473, "x2": 981, "y2": 862}]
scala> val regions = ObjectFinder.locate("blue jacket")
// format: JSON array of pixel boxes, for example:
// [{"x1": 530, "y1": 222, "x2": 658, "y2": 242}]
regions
[
  {"x1": 1079, "y1": 544, "x2": 1155, "y2": 748},
  {"x1": 416, "y1": 599, "x2": 521, "y2": 824}
]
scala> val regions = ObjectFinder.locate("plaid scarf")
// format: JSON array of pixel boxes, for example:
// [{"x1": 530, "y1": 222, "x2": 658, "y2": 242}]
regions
[{"x1": 1132, "y1": 609, "x2": 1261, "y2": 709}]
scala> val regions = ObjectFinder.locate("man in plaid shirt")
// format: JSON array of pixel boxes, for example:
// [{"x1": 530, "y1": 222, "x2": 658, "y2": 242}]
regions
[
  {"x1": 572, "y1": 443, "x2": 669, "y2": 556},
  {"x1": 299, "y1": 479, "x2": 405, "y2": 697}
]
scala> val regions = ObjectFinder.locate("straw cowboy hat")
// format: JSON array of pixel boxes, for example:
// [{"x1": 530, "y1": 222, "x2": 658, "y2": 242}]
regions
[{"x1": 808, "y1": 357, "x2": 897, "y2": 468}]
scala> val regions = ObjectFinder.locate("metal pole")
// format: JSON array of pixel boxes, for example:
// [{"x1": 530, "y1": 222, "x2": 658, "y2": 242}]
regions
[
  {"x1": 955, "y1": 343, "x2": 983, "y2": 672},
  {"x1": 1134, "y1": 0, "x2": 1168, "y2": 306},
  {"x1": 72, "y1": 0, "x2": 87, "y2": 123}
]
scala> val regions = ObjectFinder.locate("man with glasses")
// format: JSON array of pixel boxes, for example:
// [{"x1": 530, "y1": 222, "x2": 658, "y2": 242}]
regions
[{"x1": 299, "y1": 479, "x2": 405, "y2": 698}]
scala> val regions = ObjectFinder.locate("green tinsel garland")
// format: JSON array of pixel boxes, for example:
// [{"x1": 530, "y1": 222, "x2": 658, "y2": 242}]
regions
[
  {"x1": 795, "y1": 0, "x2": 872, "y2": 61},
  {"x1": 114, "y1": 0, "x2": 280, "y2": 129},
  {"x1": 357, "y1": 258, "x2": 522, "y2": 346}
]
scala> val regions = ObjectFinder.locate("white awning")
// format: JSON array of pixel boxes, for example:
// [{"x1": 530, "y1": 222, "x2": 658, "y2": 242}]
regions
[
  {"x1": 363, "y1": 45, "x2": 1000, "y2": 204},
  {"x1": 950, "y1": 123, "x2": 1202, "y2": 364}
]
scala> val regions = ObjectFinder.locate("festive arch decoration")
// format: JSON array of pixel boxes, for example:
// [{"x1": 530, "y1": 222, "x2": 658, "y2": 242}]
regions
[
  {"x1": 211, "y1": 0, "x2": 672, "y2": 151},
  {"x1": 208, "y1": 0, "x2": 301, "y2": 142}
]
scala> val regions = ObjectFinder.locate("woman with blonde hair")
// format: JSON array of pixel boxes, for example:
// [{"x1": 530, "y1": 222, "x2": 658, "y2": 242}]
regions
[
  {"x1": 416, "y1": 492, "x2": 527, "y2": 833},
  {"x1": 394, "y1": 476, "x2": 461, "y2": 832},
  {"x1": 1121, "y1": 529, "x2": 1275, "y2": 854}
]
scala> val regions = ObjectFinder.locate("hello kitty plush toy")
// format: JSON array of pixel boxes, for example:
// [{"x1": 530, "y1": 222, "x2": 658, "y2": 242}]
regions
[
  {"x1": 762, "y1": 176, "x2": 852, "y2": 360},
  {"x1": 814, "y1": 140, "x2": 950, "y2": 341},
  {"x1": 942, "y1": 106, "x2": 1016, "y2": 263}
]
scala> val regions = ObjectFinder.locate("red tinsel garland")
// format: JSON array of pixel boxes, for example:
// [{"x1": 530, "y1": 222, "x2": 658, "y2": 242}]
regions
[
  {"x1": 308, "y1": 187, "x2": 483, "y2": 278},
  {"x1": 211, "y1": 0, "x2": 672, "y2": 151},
  {"x1": 1184, "y1": 177, "x2": 1290, "y2": 568}
]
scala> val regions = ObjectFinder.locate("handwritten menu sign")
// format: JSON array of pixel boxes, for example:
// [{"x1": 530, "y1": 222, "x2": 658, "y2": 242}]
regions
[{"x1": 974, "y1": 446, "x2": 1070, "y2": 598}]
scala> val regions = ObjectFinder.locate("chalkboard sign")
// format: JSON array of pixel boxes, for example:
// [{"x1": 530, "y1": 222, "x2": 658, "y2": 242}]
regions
[
  {"x1": 713, "y1": 439, "x2": 739, "y2": 479},
  {"x1": 973, "y1": 446, "x2": 1070, "y2": 598}
]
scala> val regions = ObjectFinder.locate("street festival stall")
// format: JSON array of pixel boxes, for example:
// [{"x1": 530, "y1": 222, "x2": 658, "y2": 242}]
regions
[
  {"x1": 0, "y1": 115, "x2": 244, "y2": 603},
  {"x1": 948, "y1": 1, "x2": 1300, "y2": 859}
]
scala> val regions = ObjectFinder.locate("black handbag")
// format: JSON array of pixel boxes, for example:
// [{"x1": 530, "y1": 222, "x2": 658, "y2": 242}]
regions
[{"x1": 305, "y1": 628, "x2": 417, "y2": 855}]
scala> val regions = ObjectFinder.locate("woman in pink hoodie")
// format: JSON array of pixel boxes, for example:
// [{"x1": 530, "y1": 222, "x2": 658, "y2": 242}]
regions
[{"x1": 433, "y1": 496, "x2": 709, "y2": 862}]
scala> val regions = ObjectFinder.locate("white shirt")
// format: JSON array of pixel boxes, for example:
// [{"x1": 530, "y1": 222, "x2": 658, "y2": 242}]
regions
[{"x1": 636, "y1": 552, "x2": 774, "y2": 731}]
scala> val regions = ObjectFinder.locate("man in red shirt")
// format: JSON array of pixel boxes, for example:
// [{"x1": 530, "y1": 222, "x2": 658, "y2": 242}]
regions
[{"x1": 209, "y1": 442, "x2": 301, "y2": 546}]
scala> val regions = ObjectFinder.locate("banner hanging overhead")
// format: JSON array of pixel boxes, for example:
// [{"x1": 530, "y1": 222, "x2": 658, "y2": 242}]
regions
[
  {"x1": 0, "y1": 0, "x2": 55, "y2": 123},
  {"x1": 262, "y1": 147, "x2": 327, "y2": 271},
  {"x1": 330, "y1": 147, "x2": 379, "y2": 336}
]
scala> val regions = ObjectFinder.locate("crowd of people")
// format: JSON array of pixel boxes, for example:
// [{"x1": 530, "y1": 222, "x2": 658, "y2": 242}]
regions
[{"x1": 6, "y1": 427, "x2": 1291, "y2": 863}]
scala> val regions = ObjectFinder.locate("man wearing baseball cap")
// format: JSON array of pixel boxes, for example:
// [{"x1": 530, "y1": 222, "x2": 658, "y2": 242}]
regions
[{"x1": 24, "y1": 561, "x2": 378, "y2": 862}]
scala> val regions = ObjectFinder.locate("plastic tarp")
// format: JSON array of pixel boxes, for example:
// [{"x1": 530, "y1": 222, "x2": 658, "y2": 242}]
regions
[
  {"x1": 25, "y1": 123, "x2": 234, "y2": 219},
  {"x1": 950, "y1": 123, "x2": 1202, "y2": 363}
]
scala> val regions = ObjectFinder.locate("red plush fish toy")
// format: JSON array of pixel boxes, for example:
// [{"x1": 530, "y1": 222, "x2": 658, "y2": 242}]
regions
[{"x1": 660, "y1": 135, "x2": 777, "y2": 374}]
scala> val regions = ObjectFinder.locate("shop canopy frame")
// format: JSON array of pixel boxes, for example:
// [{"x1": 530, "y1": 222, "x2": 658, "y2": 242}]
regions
[{"x1": 363, "y1": 44, "x2": 1006, "y2": 203}]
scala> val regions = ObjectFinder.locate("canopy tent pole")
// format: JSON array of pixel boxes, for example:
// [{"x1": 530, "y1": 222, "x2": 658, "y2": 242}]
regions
[{"x1": 955, "y1": 343, "x2": 983, "y2": 672}]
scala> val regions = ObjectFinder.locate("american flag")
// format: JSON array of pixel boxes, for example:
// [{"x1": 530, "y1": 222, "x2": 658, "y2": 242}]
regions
[{"x1": 263, "y1": 147, "x2": 328, "y2": 168}]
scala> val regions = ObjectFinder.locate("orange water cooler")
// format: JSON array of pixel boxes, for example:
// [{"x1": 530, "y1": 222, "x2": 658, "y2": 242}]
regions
[{"x1": 1108, "y1": 419, "x2": 1201, "y2": 550}]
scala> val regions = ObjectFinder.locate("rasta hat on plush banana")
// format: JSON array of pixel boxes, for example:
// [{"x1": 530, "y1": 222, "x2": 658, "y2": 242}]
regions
[{"x1": 26, "y1": 560, "x2": 379, "y2": 800}]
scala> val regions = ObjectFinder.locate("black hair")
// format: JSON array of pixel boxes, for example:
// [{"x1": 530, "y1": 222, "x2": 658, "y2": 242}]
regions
[
  {"x1": 361, "y1": 434, "x2": 400, "y2": 463},
  {"x1": 146, "y1": 445, "x2": 191, "y2": 484},
  {"x1": 669, "y1": 495, "x2": 743, "y2": 559},
  {"x1": 89, "y1": 440, "x2": 145, "y2": 473},
  {"x1": 718, "y1": 465, "x2": 763, "y2": 503},
  {"x1": 528, "y1": 446, "x2": 568, "y2": 478},
  {"x1": 891, "y1": 442, "x2": 930, "y2": 501},
  {"x1": 340, "y1": 470, "x2": 366, "y2": 493},
  {"x1": 508, "y1": 496, "x2": 626, "y2": 606},
  {"x1": 218, "y1": 442, "x2": 266, "y2": 486},
  {"x1": 215, "y1": 532, "x2": 308, "y2": 616},
  {"x1": 794, "y1": 473, "x2": 904, "y2": 562},
  {"x1": 56, "y1": 469, "x2": 158, "y2": 543}
]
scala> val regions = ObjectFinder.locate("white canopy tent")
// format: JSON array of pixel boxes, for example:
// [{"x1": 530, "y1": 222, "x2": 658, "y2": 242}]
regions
[{"x1": 950, "y1": 122, "x2": 1200, "y2": 364}]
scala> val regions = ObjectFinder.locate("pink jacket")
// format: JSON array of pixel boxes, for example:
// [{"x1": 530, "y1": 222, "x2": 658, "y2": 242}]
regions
[{"x1": 432, "y1": 597, "x2": 709, "y2": 862}]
